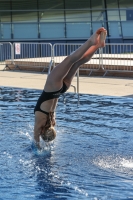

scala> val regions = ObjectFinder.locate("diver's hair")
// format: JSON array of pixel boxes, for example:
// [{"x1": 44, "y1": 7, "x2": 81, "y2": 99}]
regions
[
  {"x1": 41, "y1": 112, "x2": 56, "y2": 142},
  {"x1": 45, "y1": 112, "x2": 55, "y2": 128},
  {"x1": 41, "y1": 126, "x2": 56, "y2": 142}
]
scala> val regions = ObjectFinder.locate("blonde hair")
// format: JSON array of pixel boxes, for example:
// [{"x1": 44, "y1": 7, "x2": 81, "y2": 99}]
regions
[
  {"x1": 45, "y1": 112, "x2": 55, "y2": 128},
  {"x1": 41, "y1": 126, "x2": 56, "y2": 142},
  {"x1": 41, "y1": 112, "x2": 56, "y2": 142}
]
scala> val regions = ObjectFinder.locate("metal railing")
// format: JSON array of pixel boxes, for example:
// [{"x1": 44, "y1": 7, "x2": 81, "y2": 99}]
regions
[
  {"x1": 2, "y1": 42, "x2": 133, "y2": 95},
  {"x1": 101, "y1": 43, "x2": 133, "y2": 76},
  {"x1": 4, "y1": 42, "x2": 53, "y2": 73},
  {"x1": 0, "y1": 42, "x2": 13, "y2": 70}
]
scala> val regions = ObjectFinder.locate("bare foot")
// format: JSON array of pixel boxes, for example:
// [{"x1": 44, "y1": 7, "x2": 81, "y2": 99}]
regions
[{"x1": 90, "y1": 27, "x2": 107, "y2": 47}]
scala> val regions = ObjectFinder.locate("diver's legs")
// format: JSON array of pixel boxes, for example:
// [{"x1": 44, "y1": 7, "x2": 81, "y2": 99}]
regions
[
  {"x1": 44, "y1": 28, "x2": 107, "y2": 92},
  {"x1": 63, "y1": 31, "x2": 107, "y2": 87}
]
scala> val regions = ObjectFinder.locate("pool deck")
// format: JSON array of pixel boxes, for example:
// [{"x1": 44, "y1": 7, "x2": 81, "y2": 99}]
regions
[{"x1": 0, "y1": 70, "x2": 133, "y2": 98}]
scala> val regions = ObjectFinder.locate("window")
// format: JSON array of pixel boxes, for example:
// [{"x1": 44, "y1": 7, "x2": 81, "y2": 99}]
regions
[
  {"x1": 66, "y1": 10, "x2": 91, "y2": 22},
  {"x1": 0, "y1": 1, "x2": 11, "y2": 22},
  {"x1": 39, "y1": 11, "x2": 64, "y2": 22},
  {"x1": 91, "y1": 0, "x2": 104, "y2": 22},
  {"x1": 106, "y1": 0, "x2": 118, "y2": 8},
  {"x1": 65, "y1": 0, "x2": 90, "y2": 9},
  {"x1": 39, "y1": 0, "x2": 63, "y2": 9},
  {"x1": 119, "y1": 0, "x2": 133, "y2": 8}
]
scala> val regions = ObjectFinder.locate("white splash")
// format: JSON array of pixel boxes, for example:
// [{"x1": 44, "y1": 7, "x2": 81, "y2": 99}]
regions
[
  {"x1": 121, "y1": 158, "x2": 133, "y2": 169},
  {"x1": 93, "y1": 155, "x2": 133, "y2": 174}
]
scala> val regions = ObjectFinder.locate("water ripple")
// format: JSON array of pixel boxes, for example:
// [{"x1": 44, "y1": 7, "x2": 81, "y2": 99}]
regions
[{"x1": 0, "y1": 87, "x2": 133, "y2": 200}]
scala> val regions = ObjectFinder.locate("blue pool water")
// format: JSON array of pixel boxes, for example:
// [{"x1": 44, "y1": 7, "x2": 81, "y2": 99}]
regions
[{"x1": 1, "y1": 87, "x2": 133, "y2": 200}]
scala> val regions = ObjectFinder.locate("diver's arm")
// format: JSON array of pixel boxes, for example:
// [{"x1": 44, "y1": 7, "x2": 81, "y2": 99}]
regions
[
  {"x1": 51, "y1": 112, "x2": 56, "y2": 126},
  {"x1": 50, "y1": 98, "x2": 58, "y2": 126},
  {"x1": 34, "y1": 112, "x2": 47, "y2": 148},
  {"x1": 34, "y1": 124, "x2": 41, "y2": 145}
]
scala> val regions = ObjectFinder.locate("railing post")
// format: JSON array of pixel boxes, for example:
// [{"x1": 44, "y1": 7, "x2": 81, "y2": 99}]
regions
[
  {"x1": 99, "y1": 47, "x2": 104, "y2": 70},
  {"x1": 52, "y1": 44, "x2": 55, "y2": 68},
  {"x1": 10, "y1": 42, "x2": 14, "y2": 64}
]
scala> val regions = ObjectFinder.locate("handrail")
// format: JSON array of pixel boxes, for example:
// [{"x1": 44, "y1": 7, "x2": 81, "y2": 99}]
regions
[{"x1": 2, "y1": 42, "x2": 133, "y2": 104}]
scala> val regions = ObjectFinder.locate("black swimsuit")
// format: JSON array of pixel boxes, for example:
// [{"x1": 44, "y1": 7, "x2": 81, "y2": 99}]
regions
[{"x1": 34, "y1": 82, "x2": 68, "y2": 115}]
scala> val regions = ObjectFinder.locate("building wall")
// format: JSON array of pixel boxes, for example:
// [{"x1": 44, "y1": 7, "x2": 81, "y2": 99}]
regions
[{"x1": 0, "y1": 0, "x2": 133, "y2": 43}]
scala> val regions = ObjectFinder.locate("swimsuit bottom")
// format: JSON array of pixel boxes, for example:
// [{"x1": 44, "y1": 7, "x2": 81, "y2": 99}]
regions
[{"x1": 34, "y1": 82, "x2": 68, "y2": 115}]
